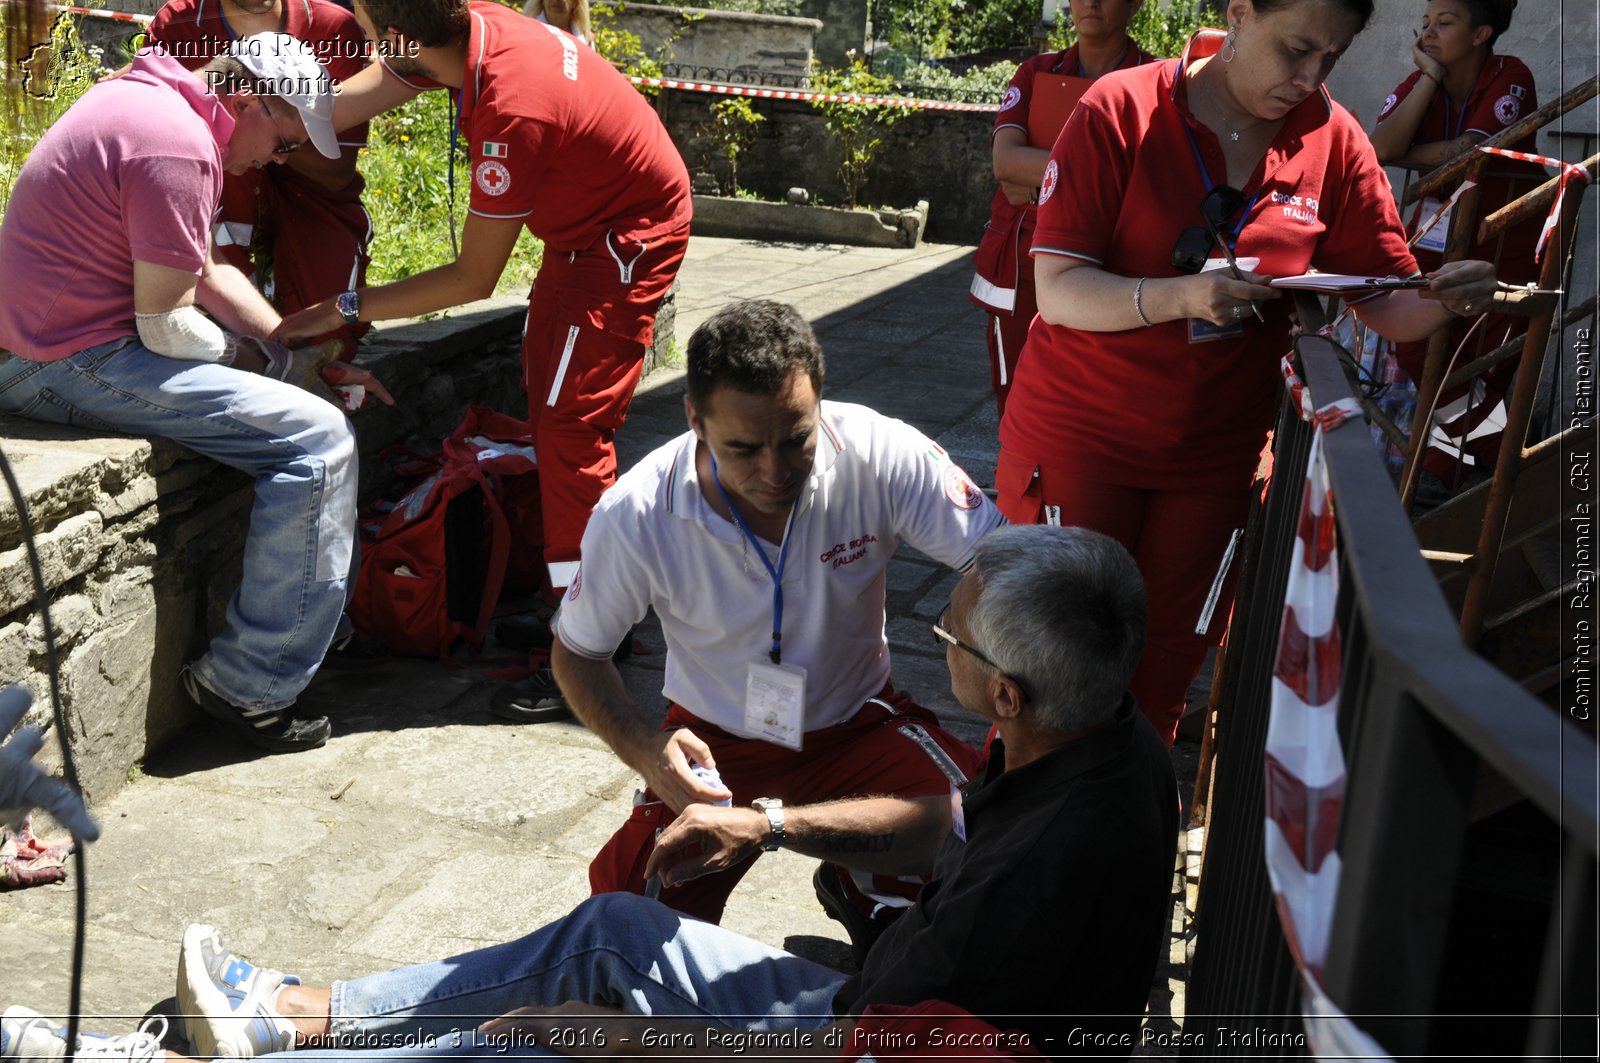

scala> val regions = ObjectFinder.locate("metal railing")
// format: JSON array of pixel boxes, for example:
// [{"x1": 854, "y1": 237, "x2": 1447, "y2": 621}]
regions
[{"x1": 1185, "y1": 300, "x2": 1598, "y2": 1057}]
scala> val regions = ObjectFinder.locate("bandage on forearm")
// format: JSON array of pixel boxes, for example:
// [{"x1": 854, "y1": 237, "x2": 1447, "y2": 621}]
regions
[{"x1": 135, "y1": 306, "x2": 237, "y2": 364}]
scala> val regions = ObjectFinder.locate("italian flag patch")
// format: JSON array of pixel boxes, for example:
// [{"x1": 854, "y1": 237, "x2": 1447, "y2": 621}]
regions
[{"x1": 482, "y1": 141, "x2": 508, "y2": 158}]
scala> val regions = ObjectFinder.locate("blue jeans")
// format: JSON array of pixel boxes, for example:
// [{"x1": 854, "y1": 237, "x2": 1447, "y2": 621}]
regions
[
  {"x1": 0, "y1": 340, "x2": 356, "y2": 711},
  {"x1": 275, "y1": 895, "x2": 847, "y2": 1062}
]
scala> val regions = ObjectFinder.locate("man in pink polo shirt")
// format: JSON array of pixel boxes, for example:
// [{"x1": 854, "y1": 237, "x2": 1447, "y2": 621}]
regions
[{"x1": 0, "y1": 33, "x2": 386, "y2": 754}]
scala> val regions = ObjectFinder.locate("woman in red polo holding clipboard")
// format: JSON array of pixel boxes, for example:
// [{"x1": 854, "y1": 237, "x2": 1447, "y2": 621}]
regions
[
  {"x1": 995, "y1": 0, "x2": 1499, "y2": 746},
  {"x1": 968, "y1": 0, "x2": 1155, "y2": 418}
]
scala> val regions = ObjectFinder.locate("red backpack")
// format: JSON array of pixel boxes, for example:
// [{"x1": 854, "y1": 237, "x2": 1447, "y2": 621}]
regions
[{"x1": 349, "y1": 407, "x2": 542, "y2": 658}]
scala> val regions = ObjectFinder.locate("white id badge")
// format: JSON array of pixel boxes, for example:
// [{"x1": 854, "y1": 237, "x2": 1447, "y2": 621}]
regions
[
  {"x1": 745, "y1": 660, "x2": 807, "y2": 750},
  {"x1": 1188, "y1": 256, "x2": 1261, "y2": 343},
  {"x1": 1413, "y1": 197, "x2": 1452, "y2": 254}
]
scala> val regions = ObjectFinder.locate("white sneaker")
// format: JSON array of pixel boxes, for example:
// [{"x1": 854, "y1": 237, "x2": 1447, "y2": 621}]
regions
[
  {"x1": 176, "y1": 925, "x2": 298, "y2": 1059},
  {"x1": 1, "y1": 1007, "x2": 167, "y2": 1063}
]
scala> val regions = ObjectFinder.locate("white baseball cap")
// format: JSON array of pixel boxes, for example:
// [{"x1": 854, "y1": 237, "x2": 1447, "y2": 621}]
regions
[{"x1": 229, "y1": 32, "x2": 340, "y2": 159}]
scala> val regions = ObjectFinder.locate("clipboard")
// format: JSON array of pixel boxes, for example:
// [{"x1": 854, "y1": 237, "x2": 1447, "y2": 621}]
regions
[{"x1": 1026, "y1": 74, "x2": 1093, "y2": 150}]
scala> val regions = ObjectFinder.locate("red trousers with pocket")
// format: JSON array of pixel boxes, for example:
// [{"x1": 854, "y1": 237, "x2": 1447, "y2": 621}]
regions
[
  {"x1": 522, "y1": 223, "x2": 690, "y2": 596},
  {"x1": 213, "y1": 167, "x2": 371, "y2": 360},
  {"x1": 589, "y1": 688, "x2": 983, "y2": 925},
  {"x1": 995, "y1": 450, "x2": 1252, "y2": 746}
]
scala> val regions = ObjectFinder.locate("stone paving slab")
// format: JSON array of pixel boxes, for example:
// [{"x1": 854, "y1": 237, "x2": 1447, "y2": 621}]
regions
[{"x1": 1, "y1": 237, "x2": 1193, "y2": 1039}]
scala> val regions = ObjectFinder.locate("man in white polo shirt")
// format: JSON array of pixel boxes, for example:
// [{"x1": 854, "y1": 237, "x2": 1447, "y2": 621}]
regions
[{"x1": 552, "y1": 300, "x2": 1006, "y2": 953}]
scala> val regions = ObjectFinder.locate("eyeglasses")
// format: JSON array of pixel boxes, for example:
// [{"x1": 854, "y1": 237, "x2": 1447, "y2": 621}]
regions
[
  {"x1": 261, "y1": 99, "x2": 305, "y2": 157},
  {"x1": 1170, "y1": 185, "x2": 1247, "y2": 275},
  {"x1": 933, "y1": 603, "x2": 1031, "y2": 703}
]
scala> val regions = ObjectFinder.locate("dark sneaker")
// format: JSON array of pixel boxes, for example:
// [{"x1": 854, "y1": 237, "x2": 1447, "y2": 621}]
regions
[
  {"x1": 181, "y1": 667, "x2": 331, "y2": 753},
  {"x1": 489, "y1": 666, "x2": 572, "y2": 724},
  {"x1": 494, "y1": 610, "x2": 555, "y2": 654},
  {"x1": 813, "y1": 863, "x2": 897, "y2": 968},
  {"x1": 320, "y1": 632, "x2": 388, "y2": 671},
  {"x1": 496, "y1": 611, "x2": 635, "y2": 662}
]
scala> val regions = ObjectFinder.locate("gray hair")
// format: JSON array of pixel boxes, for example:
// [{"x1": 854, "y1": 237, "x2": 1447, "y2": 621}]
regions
[{"x1": 966, "y1": 525, "x2": 1146, "y2": 734}]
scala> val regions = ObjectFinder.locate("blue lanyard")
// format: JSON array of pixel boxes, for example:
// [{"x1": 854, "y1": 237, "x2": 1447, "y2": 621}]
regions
[
  {"x1": 1441, "y1": 66, "x2": 1483, "y2": 140},
  {"x1": 709, "y1": 453, "x2": 794, "y2": 665},
  {"x1": 1179, "y1": 121, "x2": 1263, "y2": 253}
]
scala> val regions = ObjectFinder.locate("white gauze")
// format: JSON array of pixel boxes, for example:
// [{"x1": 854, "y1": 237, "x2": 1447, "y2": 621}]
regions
[{"x1": 135, "y1": 306, "x2": 237, "y2": 364}]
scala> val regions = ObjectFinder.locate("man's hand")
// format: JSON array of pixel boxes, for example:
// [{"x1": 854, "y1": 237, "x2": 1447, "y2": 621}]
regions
[
  {"x1": 644, "y1": 803, "x2": 767, "y2": 889},
  {"x1": 641, "y1": 729, "x2": 732, "y2": 814},
  {"x1": 999, "y1": 180, "x2": 1035, "y2": 206},
  {"x1": 273, "y1": 300, "x2": 344, "y2": 349},
  {"x1": 0, "y1": 686, "x2": 99, "y2": 841},
  {"x1": 321, "y1": 361, "x2": 397, "y2": 409}
]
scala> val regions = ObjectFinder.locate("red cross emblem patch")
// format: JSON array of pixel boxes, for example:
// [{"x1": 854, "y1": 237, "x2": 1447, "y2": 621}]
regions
[{"x1": 475, "y1": 160, "x2": 512, "y2": 197}]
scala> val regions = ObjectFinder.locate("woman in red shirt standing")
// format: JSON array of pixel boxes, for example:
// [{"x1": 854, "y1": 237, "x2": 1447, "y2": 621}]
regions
[
  {"x1": 1370, "y1": 0, "x2": 1538, "y2": 495},
  {"x1": 970, "y1": 0, "x2": 1156, "y2": 419},
  {"x1": 997, "y1": 0, "x2": 1499, "y2": 745}
]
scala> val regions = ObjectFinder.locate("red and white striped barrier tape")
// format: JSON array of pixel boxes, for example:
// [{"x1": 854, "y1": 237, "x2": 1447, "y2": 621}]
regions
[
  {"x1": 44, "y1": 4, "x2": 152, "y2": 25},
  {"x1": 28, "y1": 9, "x2": 995, "y2": 113},
  {"x1": 1280, "y1": 354, "x2": 1363, "y2": 430},
  {"x1": 1478, "y1": 145, "x2": 1593, "y2": 262},
  {"x1": 627, "y1": 75, "x2": 998, "y2": 113}
]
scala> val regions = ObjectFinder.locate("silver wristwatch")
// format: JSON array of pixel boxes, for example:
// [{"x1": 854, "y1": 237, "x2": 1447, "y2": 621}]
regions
[{"x1": 752, "y1": 797, "x2": 784, "y2": 851}]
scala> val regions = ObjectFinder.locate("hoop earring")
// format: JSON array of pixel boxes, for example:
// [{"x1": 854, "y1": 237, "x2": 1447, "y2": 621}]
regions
[{"x1": 1221, "y1": 25, "x2": 1238, "y2": 63}]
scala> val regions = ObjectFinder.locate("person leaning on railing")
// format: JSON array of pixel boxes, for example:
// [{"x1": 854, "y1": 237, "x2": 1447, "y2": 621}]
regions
[
  {"x1": 1369, "y1": 0, "x2": 1542, "y2": 497},
  {"x1": 993, "y1": 0, "x2": 1502, "y2": 748}
]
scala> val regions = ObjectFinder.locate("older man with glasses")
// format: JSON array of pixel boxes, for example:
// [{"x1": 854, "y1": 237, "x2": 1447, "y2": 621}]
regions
[
  {"x1": 0, "y1": 33, "x2": 390, "y2": 755},
  {"x1": 3, "y1": 523, "x2": 1178, "y2": 1062}
]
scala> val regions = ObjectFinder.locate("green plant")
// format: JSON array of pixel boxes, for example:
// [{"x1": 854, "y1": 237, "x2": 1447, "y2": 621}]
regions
[
  {"x1": 898, "y1": 58, "x2": 1018, "y2": 102},
  {"x1": 348, "y1": 90, "x2": 544, "y2": 291},
  {"x1": 701, "y1": 96, "x2": 764, "y2": 195},
  {"x1": 1, "y1": 12, "x2": 101, "y2": 222},
  {"x1": 592, "y1": 2, "x2": 667, "y2": 95},
  {"x1": 810, "y1": 58, "x2": 912, "y2": 210}
]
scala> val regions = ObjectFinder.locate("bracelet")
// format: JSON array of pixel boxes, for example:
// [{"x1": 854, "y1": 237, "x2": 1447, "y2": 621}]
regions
[{"x1": 1133, "y1": 278, "x2": 1154, "y2": 327}]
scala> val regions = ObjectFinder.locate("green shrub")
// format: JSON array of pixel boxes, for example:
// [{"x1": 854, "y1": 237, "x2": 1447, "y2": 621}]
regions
[
  {"x1": 701, "y1": 96, "x2": 765, "y2": 195},
  {"x1": 1, "y1": 12, "x2": 101, "y2": 222},
  {"x1": 810, "y1": 58, "x2": 912, "y2": 209},
  {"x1": 360, "y1": 90, "x2": 543, "y2": 291}
]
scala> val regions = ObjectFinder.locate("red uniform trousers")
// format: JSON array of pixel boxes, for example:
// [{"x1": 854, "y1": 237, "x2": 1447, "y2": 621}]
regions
[
  {"x1": 995, "y1": 450, "x2": 1252, "y2": 746},
  {"x1": 589, "y1": 688, "x2": 983, "y2": 925},
  {"x1": 213, "y1": 167, "x2": 371, "y2": 360},
  {"x1": 523, "y1": 222, "x2": 689, "y2": 595}
]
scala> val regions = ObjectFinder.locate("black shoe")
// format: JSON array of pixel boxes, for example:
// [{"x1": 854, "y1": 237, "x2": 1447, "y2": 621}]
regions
[
  {"x1": 496, "y1": 611, "x2": 635, "y2": 662},
  {"x1": 321, "y1": 632, "x2": 389, "y2": 671},
  {"x1": 490, "y1": 666, "x2": 573, "y2": 724},
  {"x1": 813, "y1": 864, "x2": 893, "y2": 968},
  {"x1": 495, "y1": 610, "x2": 555, "y2": 654},
  {"x1": 181, "y1": 666, "x2": 331, "y2": 753}
]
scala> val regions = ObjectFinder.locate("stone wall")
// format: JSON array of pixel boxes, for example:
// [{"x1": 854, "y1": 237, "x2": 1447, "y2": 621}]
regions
[
  {"x1": 659, "y1": 90, "x2": 996, "y2": 243},
  {"x1": 613, "y1": 3, "x2": 821, "y2": 78},
  {"x1": 0, "y1": 301, "x2": 524, "y2": 805},
  {"x1": 792, "y1": 0, "x2": 870, "y2": 68}
]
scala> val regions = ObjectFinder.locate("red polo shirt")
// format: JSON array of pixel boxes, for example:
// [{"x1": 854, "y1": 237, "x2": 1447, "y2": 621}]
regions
[
  {"x1": 146, "y1": 0, "x2": 370, "y2": 150},
  {"x1": 1377, "y1": 54, "x2": 1541, "y2": 273},
  {"x1": 972, "y1": 43, "x2": 1156, "y2": 306},
  {"x1": 384, "y1": 1, "x2": 690, "y2": 253},
  {"x1": 1007, "y1": 32, "x2": 1417, "y2": 491}
]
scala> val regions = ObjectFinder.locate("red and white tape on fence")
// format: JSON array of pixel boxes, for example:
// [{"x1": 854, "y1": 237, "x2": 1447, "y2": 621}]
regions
[
  {"x1": 1478, "y1": 144, "x2": 1593, "y2": 262},
  {"x1": 45, "y1": 4, "x2": 151, "y2": 25},
  {"x1": 628, "y1": 76, "x2": 998, "y2": 113}
]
